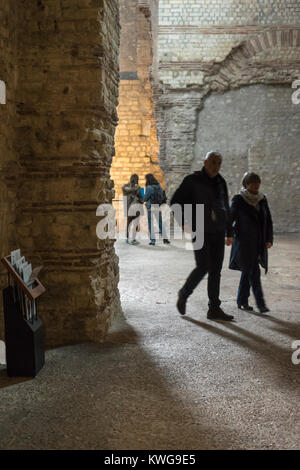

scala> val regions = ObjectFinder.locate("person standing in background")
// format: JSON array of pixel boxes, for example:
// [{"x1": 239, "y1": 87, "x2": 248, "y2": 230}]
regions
[{"x1": 143, "y1": 174, "x2": 170, "y2": 246}]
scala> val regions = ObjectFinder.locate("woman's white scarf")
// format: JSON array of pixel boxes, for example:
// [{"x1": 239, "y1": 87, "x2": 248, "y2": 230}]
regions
[{"x1": 240, "y1": 188, "x2": 264, "y2": 208}]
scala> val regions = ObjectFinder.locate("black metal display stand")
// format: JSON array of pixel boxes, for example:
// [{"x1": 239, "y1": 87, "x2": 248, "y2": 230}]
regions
[{"x1": 1, "y1": 254, "x2": 46, "y2": 377}]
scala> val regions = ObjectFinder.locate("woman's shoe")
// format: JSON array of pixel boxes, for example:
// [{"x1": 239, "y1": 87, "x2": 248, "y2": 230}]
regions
[
  {"x1": 238, "y1": 304, "x2": 254, "y2": 311},
  {"x1": 259, "y1": 306, "x2": 270, "y2": 313}
]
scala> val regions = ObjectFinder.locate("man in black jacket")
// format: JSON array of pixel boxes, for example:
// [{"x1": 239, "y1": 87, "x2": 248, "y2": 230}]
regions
[{"x1": 170, "y1": 151, "x2": 234, "y2": 321}]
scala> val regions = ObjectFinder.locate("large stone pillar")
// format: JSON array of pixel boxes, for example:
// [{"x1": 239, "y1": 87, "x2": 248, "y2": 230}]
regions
[{"x1": 0, "y1": 0, "x2": 121, "y2": 346}]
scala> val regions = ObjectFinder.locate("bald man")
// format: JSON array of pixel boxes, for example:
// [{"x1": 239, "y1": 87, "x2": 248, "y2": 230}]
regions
[{"x1": 170, "y1": 151, "x2": 234, "y2": 321}]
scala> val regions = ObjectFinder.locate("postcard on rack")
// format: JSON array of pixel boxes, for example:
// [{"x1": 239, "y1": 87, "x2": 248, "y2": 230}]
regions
[
  {"x1": 22, "y1": 264, "x2": 32, "y2": 284},
  {"x1": 15, "y1": 256, "x2": 25, "y2": 274},
  {"x1": 10, "y1": 249, "x2": 21, "y2": 267}
]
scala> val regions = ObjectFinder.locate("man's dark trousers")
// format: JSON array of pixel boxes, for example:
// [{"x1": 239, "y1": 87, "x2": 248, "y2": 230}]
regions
[{"x1": 179, "y1": 231, "x2": 225, "y2": 308}]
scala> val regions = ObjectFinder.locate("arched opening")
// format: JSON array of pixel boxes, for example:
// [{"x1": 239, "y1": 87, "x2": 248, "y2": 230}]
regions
[{"x1": 110, "y1": 0, "x2": 165, "y2": 236}]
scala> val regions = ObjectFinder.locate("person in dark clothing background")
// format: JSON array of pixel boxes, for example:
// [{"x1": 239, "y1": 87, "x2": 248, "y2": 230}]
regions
[
  {"x1": 122, "y1": 174, "x2": 143, "y2": 245},
  {"x1": 229, "y1": 172, "x2": 273, "y2": 313},
  {"x1": 143, "y1": 173, "x2": 170, "y2": 246},
  {"x1": 171, "y1": 151, "x2": 234, "y2": 321}
]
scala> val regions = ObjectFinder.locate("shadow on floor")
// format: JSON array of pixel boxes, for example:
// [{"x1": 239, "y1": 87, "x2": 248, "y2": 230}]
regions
[
  {"x1": 255, "y1": 313, "x2": 300, "y2": 340},
  {"x1": 182, "y1": 316, "x2": 298, "y2": 385},
  {"x1": 0, "y1": 323, "x2": 238, "y2": 450}
]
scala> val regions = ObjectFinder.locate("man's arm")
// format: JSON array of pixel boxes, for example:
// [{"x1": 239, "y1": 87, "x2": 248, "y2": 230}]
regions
[
  {"x1": 170, "y1": 176, "x2": 193, "y2": 230},
  {"x1": 170, "y1": 175, "x2": 192, "y2": 228},
  {"x1": 170, "y1": 176, "x2": 193, "y2": 206}
]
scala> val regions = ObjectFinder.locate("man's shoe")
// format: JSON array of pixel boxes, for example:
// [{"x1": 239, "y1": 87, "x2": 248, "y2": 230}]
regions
[
  {"x1": 163, "y1": 239, "x2": 171, "y2": 245},
  {"x1": 149, "y1": 241, "x2": 155, "y2": 246},
  {"x1": 207, "y1": 306, "x2": 234, "y2": 321},
  {"x1": 259, "y1": 306, "x2": 270, "y2": 313},
  {"x1": 176, "y1": 295, "x2": 187, "y2": 315},
  {"x1": 238, "y1": 304, "x2": 253, "y2": 312}
]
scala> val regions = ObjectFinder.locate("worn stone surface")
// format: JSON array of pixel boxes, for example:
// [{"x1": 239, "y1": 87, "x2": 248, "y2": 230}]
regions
[
  {"x1": 0, "y1": 234, "x2": 299, "y2": 450},
  {"x1": 0, "y1": 0, "x2": 121, "y2": 346}
]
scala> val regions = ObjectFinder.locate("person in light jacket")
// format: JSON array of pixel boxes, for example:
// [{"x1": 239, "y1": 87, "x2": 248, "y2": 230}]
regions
[{"x1": 229, "y1": 172, "x2": 273, "y2": 313}]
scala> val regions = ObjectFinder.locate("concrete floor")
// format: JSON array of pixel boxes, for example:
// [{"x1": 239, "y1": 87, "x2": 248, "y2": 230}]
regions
[{"x1": 0, "y1": 234, "x2": 299, "y2": 450}]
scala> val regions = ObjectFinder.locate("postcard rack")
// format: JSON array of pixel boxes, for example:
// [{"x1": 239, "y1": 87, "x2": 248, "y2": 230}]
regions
[{"x1": 1, "y1": 252, "x2": 46, "y2": 377}]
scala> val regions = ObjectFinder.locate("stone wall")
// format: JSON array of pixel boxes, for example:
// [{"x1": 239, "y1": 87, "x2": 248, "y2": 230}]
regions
[
  {"x1": 153, "y1": 0, "x2": 300, "y2": 232},
  {"x1": 159, "y1": 0, "x2": 300, "y2": 25},
  {"x1": 119, "y1": 0, "x2": 137, "y2": 73},
  {"x1": 0, "y1": 1, "x2": 18, "y2": 266},
  {"x1": 0, "y1": 0, "x2": 121, "y2": 346},
  {"x1": 110, "y1": 0, "x2": 164, "y2": 206},
  {"x1": 194, "y1": 85, "x2": 300, "y2": 232}
]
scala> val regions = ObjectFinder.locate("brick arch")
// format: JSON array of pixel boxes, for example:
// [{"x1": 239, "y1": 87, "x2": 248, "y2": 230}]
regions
[{"x1": 209, "y1": 28, "x2": 300, "y2": 92}]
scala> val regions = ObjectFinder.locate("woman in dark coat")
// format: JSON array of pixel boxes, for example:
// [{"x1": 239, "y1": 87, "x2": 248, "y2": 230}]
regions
[{"x1": 229, "y1": 172, "x2": 273, "y2": 313}]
